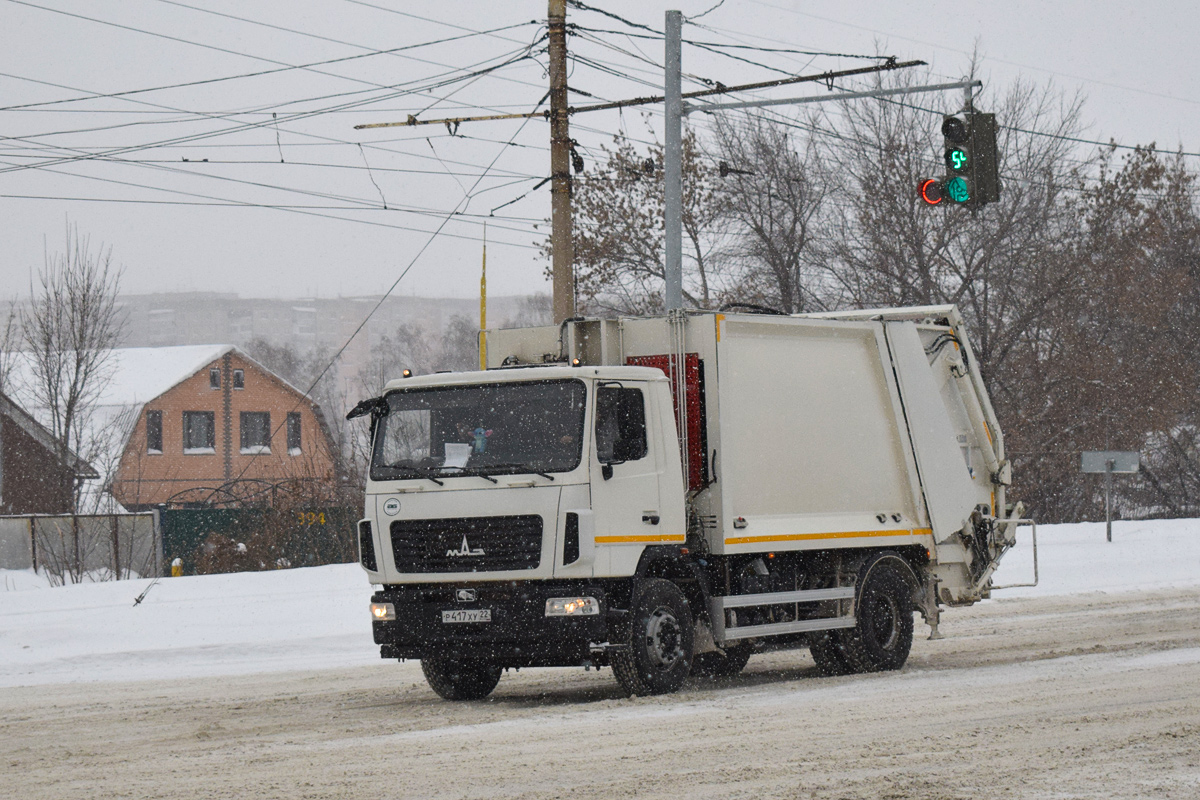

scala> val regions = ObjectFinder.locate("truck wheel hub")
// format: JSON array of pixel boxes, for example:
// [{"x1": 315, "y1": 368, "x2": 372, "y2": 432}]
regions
[{"x1": 644, "y1": 606, "x2": 684, "y2": 667}]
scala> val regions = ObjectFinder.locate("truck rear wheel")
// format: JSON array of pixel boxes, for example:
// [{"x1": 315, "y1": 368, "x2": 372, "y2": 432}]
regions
[
  {"x1": 420, "y1": 658, "x2": 503, "y2": 701},
  {"x1": 612, "y1": 578, "x2": 694, "y2": 696},
  {"x1": 691, "y1": 642, "x2": 752, "y2": 678},
  {"x1": 839, "y1": 557, "x2": 914, "y2": 673}
]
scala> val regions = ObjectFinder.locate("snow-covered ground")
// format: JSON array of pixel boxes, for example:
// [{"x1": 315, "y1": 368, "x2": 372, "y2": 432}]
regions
[{"x1": 1, "y1": 518, "x2": 1198, "y2": 689}]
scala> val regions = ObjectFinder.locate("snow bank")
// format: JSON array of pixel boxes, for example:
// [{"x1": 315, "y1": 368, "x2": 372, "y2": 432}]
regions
[
  {"x1": 989, "y1": 517, "x2": 1200, "y2": 597},
  {"x1": 0, "y1": 563, "x2": 378, "y2": 688},
  {"x1": 1, "y1": 518, "x2": 1198, "y2": 688}
]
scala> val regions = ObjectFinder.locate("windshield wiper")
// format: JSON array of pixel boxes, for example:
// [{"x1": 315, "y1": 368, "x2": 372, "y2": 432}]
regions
[
  {"x1": 383, "y1": 461, "x2": 445, "y2": 485},
  {"x1": 479, "y1": 463, "x2": 556, "y2": 481}
]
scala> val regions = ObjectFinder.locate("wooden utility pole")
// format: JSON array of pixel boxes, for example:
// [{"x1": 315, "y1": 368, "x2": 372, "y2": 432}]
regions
[{"x1": 548, "y1": 0, "x2": 574, "y2": 323}]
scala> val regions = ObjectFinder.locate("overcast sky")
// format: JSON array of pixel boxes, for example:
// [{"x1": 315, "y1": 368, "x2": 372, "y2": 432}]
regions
[{"x1": 2, "y1": 0, "x2": 1196, "y2": 302}]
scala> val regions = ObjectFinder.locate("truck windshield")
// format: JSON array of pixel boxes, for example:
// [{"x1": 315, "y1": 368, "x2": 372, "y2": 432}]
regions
[{"x1": 371, "y1": 379, "x2": 586, "y2": 481}]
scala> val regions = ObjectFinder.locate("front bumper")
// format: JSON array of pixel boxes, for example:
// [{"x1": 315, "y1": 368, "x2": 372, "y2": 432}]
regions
[{"x1": 371, "y1": 581, "x2": 612, "y2": 667}]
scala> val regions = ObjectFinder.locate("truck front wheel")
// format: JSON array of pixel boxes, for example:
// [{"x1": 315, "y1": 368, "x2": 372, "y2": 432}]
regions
[
  {"x1": 839, "y1": 557, "x2": 914, "y2": 672},
  {"x1": 612, "y1": 578, "x2": 694, "y2": 696},
  {"x1": 420, "y1": 658, "x2": 503, "y2": 701}
]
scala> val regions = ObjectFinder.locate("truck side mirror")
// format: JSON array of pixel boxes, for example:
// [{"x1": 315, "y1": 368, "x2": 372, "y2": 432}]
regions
[{"x1": 602, "y1": 463, "x2": 614, "y2": 481}]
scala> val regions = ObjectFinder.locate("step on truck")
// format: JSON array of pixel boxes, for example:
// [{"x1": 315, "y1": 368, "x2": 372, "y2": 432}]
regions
[{"x1": 348, "y1": 306, "x2": 1025, "y2": 699}]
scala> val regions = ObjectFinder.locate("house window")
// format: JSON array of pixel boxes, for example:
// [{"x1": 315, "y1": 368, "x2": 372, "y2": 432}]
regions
[
  {"x1": 286, "y1": 412, "x2": 302, "y2": 455},
  {"x1": 233, "y1": 369, "x2": 245, "y2": 390},
  {"x1": 183, "y1": 411, "x2": 216, "y2": 454},
  {"x1": 240, "y1": 411, "x2": 271, "y2": 454},
  {"x1": 146, "y1": 410, "x2": 163, "y2": 454},
  {"x1": 209, "y1": 368, "x2": 221, "y2": 389}
]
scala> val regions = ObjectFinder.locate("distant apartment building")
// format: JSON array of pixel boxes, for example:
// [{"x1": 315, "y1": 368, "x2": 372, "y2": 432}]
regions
[{"x1": 109, "y1": 292, "x2": 539, "y2": 399}]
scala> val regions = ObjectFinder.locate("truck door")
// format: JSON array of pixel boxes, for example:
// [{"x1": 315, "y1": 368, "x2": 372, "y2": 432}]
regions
[{"x1": 590, "y1": 382, "x2": 662, "y2": 550}]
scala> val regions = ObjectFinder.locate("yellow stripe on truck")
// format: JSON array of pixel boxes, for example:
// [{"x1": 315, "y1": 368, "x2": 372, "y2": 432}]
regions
[
  {"x1": 725, "y1": 528, "x2": 933, "y2": 546},
  {"x1": 596, "y1": 534, "x2": 687, "y2": 544}
]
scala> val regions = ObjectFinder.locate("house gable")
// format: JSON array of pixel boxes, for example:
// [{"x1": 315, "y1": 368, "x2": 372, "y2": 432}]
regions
[{"x1": 110, "y1": 347, "x2": 336, "y2": 509}]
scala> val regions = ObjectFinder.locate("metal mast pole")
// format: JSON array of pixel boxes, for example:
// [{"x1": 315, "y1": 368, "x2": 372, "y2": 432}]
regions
[
  {"x1": 663, "y1": 10, "x2": 683, "y2": 311},
  {"x1": 479, "y1": 222, "x2": 487, "y2": 371},
  {"x1": 548, "y1": 0, "x2": 575, "y2": 323},
  {"x1": 1105, "y1": 459, "x2": 1114, "y2": 543}
]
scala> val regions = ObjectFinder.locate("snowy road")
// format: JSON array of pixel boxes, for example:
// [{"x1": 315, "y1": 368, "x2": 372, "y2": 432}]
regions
[{"x1": 3, "y1": 586, "x2": 1199, "y2": 800}]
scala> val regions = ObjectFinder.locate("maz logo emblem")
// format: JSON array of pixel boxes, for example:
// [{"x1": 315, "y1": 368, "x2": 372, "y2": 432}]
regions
[
  {"x1": 446, "y1": 535, "x2": 485, "y2": 557},
  {"x1": 455, "y1": 588, "x2": 478, "y2": 602}
]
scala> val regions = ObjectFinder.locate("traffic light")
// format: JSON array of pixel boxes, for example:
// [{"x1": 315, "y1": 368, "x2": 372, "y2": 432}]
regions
[
  {"x1": 968, "y1": 113, "x2": 1000, "y2": 204},
  {"x1": 919, "y1": 112, "x2": 1002, "y2": 208},
  {"x1": 918, "y1": 178, "x2": 945, "y2": 205},
  {"x1": 942, "y1": 114, "x2": 971, "y2": 204}
]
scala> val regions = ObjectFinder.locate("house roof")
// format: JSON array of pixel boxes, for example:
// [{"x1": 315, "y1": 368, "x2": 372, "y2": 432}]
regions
[
  {"x1": 93, "y1": 344, "x2": 235, "y2": 407},
  {"x1": 0, "y1": 390, "x2": 98, "y2": 479}
]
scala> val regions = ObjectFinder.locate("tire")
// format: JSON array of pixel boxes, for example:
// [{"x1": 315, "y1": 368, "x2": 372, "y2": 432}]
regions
[
  {"x1": 839, "y1": 556, "x2": 915, "y2": 673},
  {"x1": 611, "y1": 578, "x2": 694, "y2": 696},
  {"x1": 691, "y1": 642, "x2": 752, "y2": 679},
  {"x1": 420, "y1": 657, "x2": 503, "y2": 701},
  {"x1": 808, "y1": 630, "x2": 858, "y2": 676}
]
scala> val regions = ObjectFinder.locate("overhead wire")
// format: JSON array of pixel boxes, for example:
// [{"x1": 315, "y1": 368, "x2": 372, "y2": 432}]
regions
[
  {"x1": 0, "y1": 21, "x2": 540, "y2": 112},
  {"x1": 0, "y1": 45, "x2": 543, "y2": 174},
  {"x1": 205, "y1": 90, "x2": 554, "y2": 502},
  {"x1": 0, "y1": 34, "x2": 542, "y2": 142}
]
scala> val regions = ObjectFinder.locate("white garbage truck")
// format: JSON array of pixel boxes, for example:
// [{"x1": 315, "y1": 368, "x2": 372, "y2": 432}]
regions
[{"x1": 349, "y1": 306, "x2": 1024, "y2": 699}]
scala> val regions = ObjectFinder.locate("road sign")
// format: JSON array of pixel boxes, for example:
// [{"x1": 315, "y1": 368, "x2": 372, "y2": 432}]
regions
[
  {"x1": 1081, "y1": 451, "x2": 1140, "y2": 474},
  {"x1": 1081, "y1": 451, "x2": 1139, "y2": 543}
]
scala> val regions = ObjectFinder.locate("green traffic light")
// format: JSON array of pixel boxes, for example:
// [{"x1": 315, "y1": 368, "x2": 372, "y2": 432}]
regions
[
  {"x1": 946, "y1": 176, "x2": 970, "y2": 203},
  {"x1": 949, "y1": 148, "x2": 968, "y2": 170}
]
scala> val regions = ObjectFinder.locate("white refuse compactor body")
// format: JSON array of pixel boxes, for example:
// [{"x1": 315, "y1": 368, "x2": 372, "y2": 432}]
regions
[{"x1": 352, "y1": 305, "x2": 1025, "y2": 698}]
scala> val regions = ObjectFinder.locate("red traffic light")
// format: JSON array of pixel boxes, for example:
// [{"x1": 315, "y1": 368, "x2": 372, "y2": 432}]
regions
[{"x1": 919, "y1": 178, "x2": 944, "y2": 205}]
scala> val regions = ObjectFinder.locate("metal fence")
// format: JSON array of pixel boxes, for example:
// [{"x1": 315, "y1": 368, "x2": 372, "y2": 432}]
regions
[
  {"x1": 160, "y1": 506, "x2": 356, "y2": 575},
  {"x1": 0, "y1": 512, "x2": 160, "y2": 584},
  {"x1": 0, "y1": 505, "x2": 356, "y2": 581}
]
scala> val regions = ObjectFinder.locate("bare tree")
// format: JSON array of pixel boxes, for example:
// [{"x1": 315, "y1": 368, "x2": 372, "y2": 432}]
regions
[
  {"x1": 558, "y1": 128, "x2": 731, "y2": 314},
  {"x1": 19, "y1": 226, "x2": 125, "y2": 511},
  {"x1": 817, "y1": 66, "x2": 1098, "y2": 519},
  {"x1": 710, "y1": 114, "x2": 836, "y2": 313},
  {"x1": 1061, "y1": 146, "x2": 1200, "y2": 521},
  {"x1": 0, "y1": 299, "x2": 19, "y2": 394},
  {"x1": 502, "y1": 292, "x2": 552, "y2": 327}
]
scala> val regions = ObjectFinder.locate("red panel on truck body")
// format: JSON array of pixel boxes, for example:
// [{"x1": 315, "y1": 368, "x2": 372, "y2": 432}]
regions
[{"x1": 625, "y1": 353, "x2": 706, "y2": 491}]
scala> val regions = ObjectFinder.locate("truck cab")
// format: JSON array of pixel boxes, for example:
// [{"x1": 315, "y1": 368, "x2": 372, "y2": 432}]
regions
[{"x1": 358, "y1": 366, "x2": 694, "y2": 697}]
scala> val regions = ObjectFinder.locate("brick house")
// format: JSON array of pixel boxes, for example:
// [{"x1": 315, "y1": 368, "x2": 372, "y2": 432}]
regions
[
  {"x1": 0, "y1": 391, "x2": 98, "y2": 514},
  {"x1": 99, "y1": 345, "x2": 337, "y2": 510}
]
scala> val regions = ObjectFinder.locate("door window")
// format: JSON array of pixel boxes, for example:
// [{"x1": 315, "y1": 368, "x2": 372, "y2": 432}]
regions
[{"x1": 596, "y1": 386, "x2": 647, "y2": 463}]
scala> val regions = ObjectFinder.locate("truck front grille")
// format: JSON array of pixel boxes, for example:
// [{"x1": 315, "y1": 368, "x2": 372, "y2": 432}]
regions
[{"x1": 390, "y1": 515, "x2": 543, "y2": 573}]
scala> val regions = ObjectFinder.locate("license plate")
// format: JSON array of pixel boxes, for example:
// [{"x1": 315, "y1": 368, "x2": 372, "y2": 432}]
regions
[{"x1": 441, "y1": 609, "x2": 492, "y2": 624}]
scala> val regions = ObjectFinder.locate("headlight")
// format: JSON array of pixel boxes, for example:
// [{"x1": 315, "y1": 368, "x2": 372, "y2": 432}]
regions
[
  {"x1": 545, "y1": 596, "x2": 599, "y2": 617},
  {"x1": 370, "y1": 602, "x2": 396, "y2": 621}
]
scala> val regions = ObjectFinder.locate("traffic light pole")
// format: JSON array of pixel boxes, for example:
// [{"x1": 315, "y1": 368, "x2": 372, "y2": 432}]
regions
[{"x1": 690, "y1": 79, "x2": 980, "y2": 114}]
